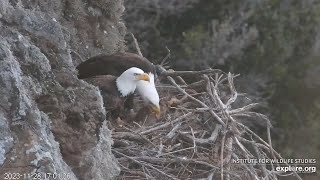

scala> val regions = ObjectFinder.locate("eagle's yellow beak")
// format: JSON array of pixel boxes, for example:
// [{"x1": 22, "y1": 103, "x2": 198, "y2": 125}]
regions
[
  {"x1": 136, "y1": 73, "x2": 150, "y2": 82},
  {"x1": 150, "y1": 104, "x2": 161, "y2": 119}
]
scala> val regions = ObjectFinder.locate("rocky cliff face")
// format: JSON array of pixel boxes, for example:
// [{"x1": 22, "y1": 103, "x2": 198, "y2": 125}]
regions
[{"x1": 0, "y1": 0, "x2": 125, "y2": 179}]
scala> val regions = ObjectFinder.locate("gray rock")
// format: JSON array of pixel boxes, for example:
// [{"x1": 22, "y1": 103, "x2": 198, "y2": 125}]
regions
[{"x1": 0, "y1": 0, "x2": 125, "y2": 179}]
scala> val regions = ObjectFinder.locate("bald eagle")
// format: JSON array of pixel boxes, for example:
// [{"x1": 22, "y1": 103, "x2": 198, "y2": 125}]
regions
[
  {"x1": 83, "y1": 67, "x2": 150, "y2": 117},
  {"x1": 77, "y1": 52, "x2": 160, "y2": 117}
]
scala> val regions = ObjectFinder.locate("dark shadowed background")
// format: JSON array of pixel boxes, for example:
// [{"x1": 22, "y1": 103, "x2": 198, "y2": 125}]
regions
[{"x1": 123, "y1": 0, "x2": 320, "y2": 179}]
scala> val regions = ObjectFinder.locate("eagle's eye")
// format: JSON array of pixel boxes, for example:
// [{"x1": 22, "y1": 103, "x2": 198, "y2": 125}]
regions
[{"x1": 133, "y1": 73, "x2": 139, "y2": 76}]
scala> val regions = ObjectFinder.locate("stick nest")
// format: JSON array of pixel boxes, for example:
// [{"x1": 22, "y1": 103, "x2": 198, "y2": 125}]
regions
[{"x1": 110, "y1": 66, "x2": 301, "y2": 180}]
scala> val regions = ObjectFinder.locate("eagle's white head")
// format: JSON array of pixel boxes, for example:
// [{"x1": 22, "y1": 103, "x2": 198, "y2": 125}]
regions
[
  {"x1": 116, "y1": 67, "x2": 150, "y2": 97},
  {"x1": 136, "y1": 73, "x2": 160, "y2": 117}
]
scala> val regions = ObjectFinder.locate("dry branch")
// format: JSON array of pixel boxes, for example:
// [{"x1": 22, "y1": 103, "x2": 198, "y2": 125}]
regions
[
  {"x1": 131, "y1": 33, "x2": 143, "y2": 57},
  {"x1": 159, "y1": 68, "x2": 225, "y2": 77}
]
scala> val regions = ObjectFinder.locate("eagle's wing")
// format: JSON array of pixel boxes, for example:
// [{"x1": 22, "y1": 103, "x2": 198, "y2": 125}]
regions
[{"x1": 77, "y1": 52, "x2": 155, "y2": 79}]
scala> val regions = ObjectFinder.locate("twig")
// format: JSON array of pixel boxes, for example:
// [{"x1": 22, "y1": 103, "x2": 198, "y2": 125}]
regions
[
  {"x1": 167, "y1": 122, "x2": 182, "y2": 139},
  {"x1": 139, "y1": 112, "x2": 192, "y2": 135},
  {"x1": 161, "y1": 69, "x2": 225, "y2": 77},
  {"x1": 178, "y1": 125, "x2": 220, "y2": 146},
  {"x1": 251, "y1": 140, "x2": 269, "y2": 180},
  {"x1": 156, "y1": 139, "x2": 164, "y2": 157},
  {"x1": 190, "y1": 126, "x2": 197, "y2": 154},
  {"x1": 160, "y1": 46, "x2": 171, "y2": 66},
  {"x1": 158, "y1": 147, "x2": 195, "y2": 157},
  {"x1": 123, "y1": 126, "x2": 157, "y2": 147},
  {"x1": 226, "y1": 72, "x2": 238, "y2": 106},
  {"x1": 220, "y1": 129, "x2": 227, "y2": 180},
  {"x1": 131, "y1": 33, "x2": 143, "y2": 57},
  {"x1": 177, "y1": 76, "x2": 187, "y2": 85},
  {"x1": 267, "y1": 125, "x2": 276, "y2": 179},
  {"x1": 229, "y1": 103, "x2": 259, "y2": 114}
]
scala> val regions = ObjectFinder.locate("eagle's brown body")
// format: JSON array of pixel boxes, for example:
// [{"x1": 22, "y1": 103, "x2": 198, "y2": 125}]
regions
[{"x1": 84, "y1": 75, "x2": 128, "y2": 117}]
